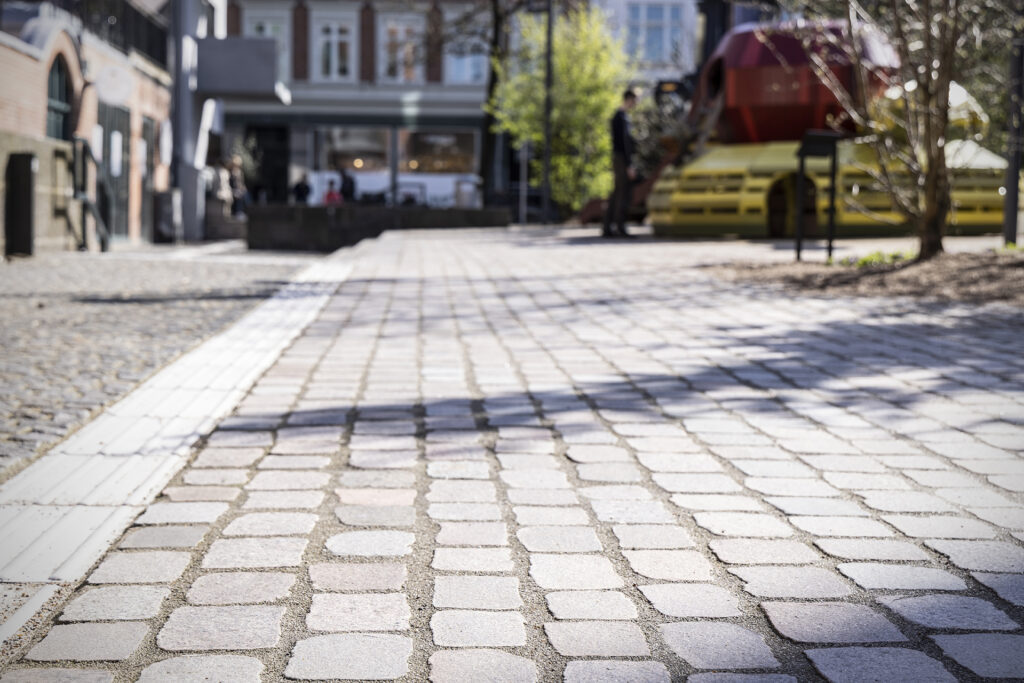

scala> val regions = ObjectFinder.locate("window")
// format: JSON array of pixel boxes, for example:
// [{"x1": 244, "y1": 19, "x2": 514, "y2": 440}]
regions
[
  {"x1": 445, "y1": 47, "x2": 487, "y2": 85},
  {"x1": 47, "y1": 57, "x2": 72, "y2": 140},
  {"x1": 312, "y1": 10, "x2": 358, "y2": 82},
  {"x1": 626, "y1": 3, "x2": 685, "y2": 64},
  {"x1": 400, "y1": 129, "x2": 477, "y2": 173},
  {"x1": 379, "y1": 16, "x2": 424, "y2": 83},
  {"x1": 245, "y1": 11, "x2": 290, "y2": 82}
]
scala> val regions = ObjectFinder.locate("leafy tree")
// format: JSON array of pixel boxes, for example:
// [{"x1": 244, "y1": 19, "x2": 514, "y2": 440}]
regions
[
  {"x1": 779, "y1": 0, "x2": 1018, "y2": 260},
  {"x1": 487, "y1": 6, "x2": 633, "y2": 211}
]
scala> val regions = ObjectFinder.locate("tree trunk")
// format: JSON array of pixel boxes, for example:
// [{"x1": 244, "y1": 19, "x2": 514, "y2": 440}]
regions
[
  {"x1": 918, "y1": 163, "x2": 949, "y2": 260},
  {"x1": 479, "y1": 1, "x2": 505, "y2": 204}
]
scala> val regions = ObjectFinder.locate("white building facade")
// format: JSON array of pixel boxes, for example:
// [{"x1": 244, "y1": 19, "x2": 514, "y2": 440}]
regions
[{"x1": 594, "y1": 0, "x2": 701, "y2": 85}]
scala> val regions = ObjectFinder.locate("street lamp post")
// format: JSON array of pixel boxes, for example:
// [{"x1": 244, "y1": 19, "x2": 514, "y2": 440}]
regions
[{"x1": 541, "y1": 0, "x2": 553, "y2": 225}]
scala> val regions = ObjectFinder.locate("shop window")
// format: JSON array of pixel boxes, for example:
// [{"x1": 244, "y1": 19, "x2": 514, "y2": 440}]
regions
[{"x1": 400, "y1": 130, "x2": 477, "y2": 174}]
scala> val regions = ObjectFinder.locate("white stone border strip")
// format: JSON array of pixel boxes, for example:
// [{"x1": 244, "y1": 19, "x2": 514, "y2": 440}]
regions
[{"x1": 0, "y1": 242, "x2": 365, "y2": 590}]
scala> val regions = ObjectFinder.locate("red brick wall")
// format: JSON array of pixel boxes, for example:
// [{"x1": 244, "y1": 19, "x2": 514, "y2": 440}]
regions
[{"x1": 227, "y1": 1, "x2": 241, "y2": 36}]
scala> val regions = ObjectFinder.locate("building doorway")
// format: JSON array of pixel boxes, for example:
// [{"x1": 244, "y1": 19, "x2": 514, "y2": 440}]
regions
[{"x1": 246, "y1": 125, "x2": 290, "y2": 203}]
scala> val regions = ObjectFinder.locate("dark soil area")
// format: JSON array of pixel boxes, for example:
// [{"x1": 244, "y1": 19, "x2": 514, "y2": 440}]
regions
[{"x1": 710, "y1": 250, "x2": 1024, "y2": 306}]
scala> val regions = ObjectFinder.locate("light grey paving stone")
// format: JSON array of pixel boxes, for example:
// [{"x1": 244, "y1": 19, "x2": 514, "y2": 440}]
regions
[
  {"x1": 335, "y1": 488, "x2": 417, "y2": 506},
  {"x1": 746, "y1": 478, "x2": 841, "y2": 497},
  {"x1": 207, "y1": 430, "x2": 274, "y2": 448},
  {"x1": 590, "y1": 500, "x2": 675, "y2": 524},
  {"x1": 496, "y1": 454, "x2": 560, "y2": 470},
  {"x1": 637, "y1": 453, "x2": 723, "y2": 474},
  {"x1": 428, "y1": 649, "x2": 537, "y2": 683},
  {"x1": 687, "y1": 675, "x2": 796, "y2": 683},
  {"x1": 671, "y1": 494, "x2": 764, "y2": 511},
  {"x1": 694, "y1": 512, "x2": 794, "y2": 538},
  {"x1": 223, "y1": 512, "x2": 318, "y2": 536},
  {"x1": 26, "y1": 623, "x2": 149, "y2": 662},
  {"x1": 136, "y1": 502, "x2": 230, "y2": 525},
  {"x1": 789, "y1": 516, "x2": 894, "y2": 537},
  {"x1": 193, "y1": 448, "x2": 264, "y2": 468},
  {"x1": 183, "y1": 469, "x2": 250, "y2": 485},
  {"x1": 563, "y1": 661, "x2": 669, "y2": 683},
  {"x1": 764, "y1": 497, "x2": 868, "y2": 516},
  {"x1": 925, "y1": 540, "x2": 1024, "y2": 572},
  {"x1": 244, "y1": 490, "x2": 325, "y2": 509},
  {"x1": 436, "y1": 522, "x2": 509, "y2": 546},
  {"x1": 88, "y1": 551, "x2": 190, "y2": 584},
  {"x1": 969, "y1": 507, "x2": 1024, "y2": 529},
  {"x1": 246, "y1": 471, "x2": 330, "y2": 490},
  {"x1": 565, "y1": 445, "x2": 632, "y2": 463},
  {"x1": 426, "y1": 444, "x2": 490, "y2": 461},
  {"x1": 157, "y1": 606, "x2": 285, "y2": 650},
  {"x1": 164, "y1": 487, "x2": 241, "y2": 502},
  {"x1": 5, "y1": 669, "x2": 111, "y2": 683},
  {"x1": 875, "y1": 455, "x2": 950, "y2": 470},
  {"x1": 709, "y1": 539, "x2": 820, "y2": 565},
  {"x1": 907, "y1": 470, "x2": 982, "y2": 487},
  {"x1": 499, "y1": 470, "x2": 570, "y2": 489},
  {"x1": 623, "y1": 550, "x2": 712, "y2": 581},
  {"x1": 529, "y1": 554, "x2": 624, "y2": 589},
  {"x1": 512, "y1": 506, "x2": 590, "y2": 526},
  {"x1": 307, "y1": 593, "x2": 410, "y2": 631},
  {"x1": 653, "y1": 473, "x2": 742, "y2": 493},
  {"x1": 860, "y1": 492, "x2": 956, "y2": 513},
  {"x1": 806, "y1": 647, "x2": 954, "y2": 683},
  {"x1": 187, "y1": 572, "x2": 295, "y2": 605},
  {"x1": 973, "y1": 572, "x2": 1024, "y2": 606},
  {"x1": 879, "y1": 594, "x2": 1018, "y2": 630},
  {"x1": 936, "y1": 487, "x2": 1017, "y2": 507},
  {"x1": 613, "y1": 524, "x2": 694, "y2": 549},
  {"x1": 336, "y1": 505, "x2": 416, "y2": 527},
  {"x1": 837, "y1": 563, "x2": 966, "y2": 590},
  {"x1": 576, "y1": 463, "x2": 644, "y2": 483},
  {"x1": 61, "y1": 586, "x2": 169, "y2": 621},
  {"x1": 729, "y1": 566, "x2": 854, "y2": 598},
  {"x1": 815, "y1": 539, "x2": 930, "y2": 561},
  {"x1": 762, "y1": 602, "x2": 906, "y2": 643},
  {"x1": 431, "y1": 610, "x2": 526, "y2": 647},
  {"x1": 800, "y1": 455, "x2": 887, "y2": 472},
  {"x1": 427, "y1": 461, "x2": 491, "y2": 479},
  {"x1": 428, "y1": 481, "x2": 498, "y2": 502},
  {"x1": 434, "y1": 576, "x2": 522, "y2": 609},
  {"x1": 506, "y1": 489, "x2": 579, "y2": 506},
  {"x1": 326, "y1": 531, "x2": 415, "y2": 557},
  {"x1": 931, "y1": 634, "x2": 1024, "y2": 678},
  {"x1": 990, "y1": 474, "x2": 1024, "y2": 492},
  {"x1": 578, "y1": 485, "x2": 653, "y2": 501},
  {"x1": 428, "y1": 503, "x2": 502, "y2": 521},
  {"x1": 545, "y1": 590, "x2": 638, "y2": 620},
  {"x1": 882, "y1": 515, "x2": 996, "y2": 539},
  {"x1": 516, "y1": 526, "x2": 602, "y2": 552},
  {"x1": 660, "y1": 622, "x2": 779, "y2": 669},
  {"x1": 432, "y1": 548, "x2": 514, "y2": 572},
  {"x1": 823, "y1": 472, "x2": 911, "y2": 490},
  {"x1": 544, "y1": 622, "x2": 649, "y2": 656},
  {"x1": 730, "y1": 460, "x2": 815, "y2": 478},
  {"x1": 285, "y1": 633, "x2": 412, "y2": 680},
  {"x1": 258, "y1": 455, "x2": 331, "y2": 470},
  {"x1": 627, "y1": 436, "x2": 701, "y2": 453},
  {"x1": 339, "y1": 470, "x2": 417, "y2": 488},
  {"x1": 309, "y1": 562, "x2": 406, "y2": 591},
  {"x1": 203, "y1": 537, "x2": 308, "y2": 568},
  {"x1": 349, "y1": 434, "x2": 417, "y2": 451},
  {"x1": 640, "y1": 583, "x2": 741, "y2": 617},
  {"x1": 120, "y1": 526, "x2": 208, "y2": 549},
  {"x1": 138, "y1": 655, "x2": 263, "y2": 681}
]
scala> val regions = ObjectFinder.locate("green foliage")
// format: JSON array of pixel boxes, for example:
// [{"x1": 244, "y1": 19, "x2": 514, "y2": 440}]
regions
[
  {"x1": 486, "y1": 6, "x2": 633, "y2": 211},
  {"x1": 838, "y1": 250, "x2": 917, "y2": 268}
]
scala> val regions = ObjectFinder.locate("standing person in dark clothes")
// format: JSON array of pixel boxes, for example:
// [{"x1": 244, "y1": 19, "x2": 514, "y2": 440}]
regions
[
  {"x1": 603, "y1": 90, "x2": 638, "y2": 238},
  {"x1": 292, "y1": 174, "x2": 312, "y2": 204}
]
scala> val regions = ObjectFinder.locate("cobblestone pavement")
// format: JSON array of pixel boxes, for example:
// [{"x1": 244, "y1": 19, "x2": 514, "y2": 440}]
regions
[
  {"x1": 0, "y1": 247, "x2": 311, "y2": 477},
  {"x1": 3, "y1": 229, "x2": 1023, "y2": 681}
]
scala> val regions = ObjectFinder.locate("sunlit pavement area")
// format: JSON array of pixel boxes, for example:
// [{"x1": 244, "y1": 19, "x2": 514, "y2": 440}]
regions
[{"x1": 0, "y1": 227, "x2": 1022, "y2": 681}]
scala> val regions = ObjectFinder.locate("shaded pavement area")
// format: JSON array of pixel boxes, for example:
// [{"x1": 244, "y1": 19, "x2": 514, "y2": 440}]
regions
[{"x1": 1, "y1": 228, "x2": 1022, "y2": 681}]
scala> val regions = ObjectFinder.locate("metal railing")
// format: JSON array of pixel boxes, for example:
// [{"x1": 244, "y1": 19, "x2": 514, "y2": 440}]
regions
[{"x1": 72, "y1": 135, "x2": 111, "y2": 252}]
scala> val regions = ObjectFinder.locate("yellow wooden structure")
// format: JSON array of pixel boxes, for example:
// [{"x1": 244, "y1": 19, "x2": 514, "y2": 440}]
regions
[{"x1": 648, "y1": 139, "x2": 1008, "y2": 238}]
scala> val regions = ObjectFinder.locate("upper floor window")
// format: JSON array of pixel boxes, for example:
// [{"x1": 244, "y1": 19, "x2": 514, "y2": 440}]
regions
[
  {"x1": 316, "y1": 20, "x2": 356, "y2": 81},
  {"x1": 245, "y1": 11, "x2": 290, "y2": 82},
  {"x1": 379, "y1": 15, "x2": 424, "y2": 83},
  {"x1": 47, "y1": 57, "x2": 72, "y2": 140},
  {"x1": 445, "y1": 46, "x2": 487, "y2": 85},
  {"x1": 626, "y1": 3, "x2": 683, "y2": 64}
]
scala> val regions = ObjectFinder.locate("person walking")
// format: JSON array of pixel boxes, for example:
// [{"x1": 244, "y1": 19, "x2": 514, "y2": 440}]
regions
[{"x1": 603, "y1": 90, "x2": 638, "y2": 238}]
